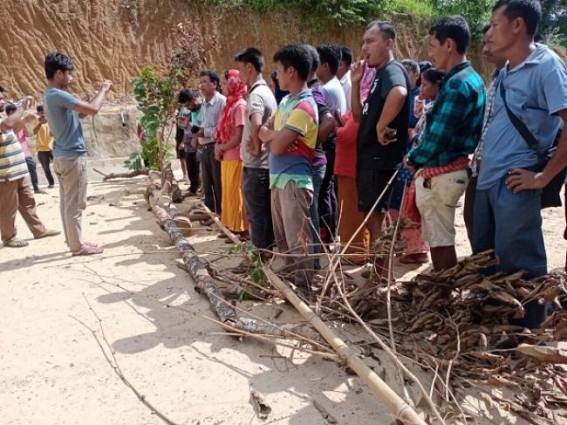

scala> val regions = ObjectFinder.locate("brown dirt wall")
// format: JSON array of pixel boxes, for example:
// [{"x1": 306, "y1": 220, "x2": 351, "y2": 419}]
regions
[{"x1": 1, "y1": 0, "x2": 490, "y2": 99}]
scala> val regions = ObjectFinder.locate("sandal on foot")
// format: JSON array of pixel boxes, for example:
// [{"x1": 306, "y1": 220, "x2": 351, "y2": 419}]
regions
[
  {"x1": 72, "y1": 244, "x2": 103, "y2": 256},
  {"x1": 35, "y1": 229, "x2": 61, "y2": 239},
  {"x1": 5, "y1": 237, "x2": 29, "y2": 248}
]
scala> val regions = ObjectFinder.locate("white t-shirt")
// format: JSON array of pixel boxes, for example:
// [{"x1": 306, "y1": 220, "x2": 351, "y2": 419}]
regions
[{"x1": 340, "y1": 70, "x2": 352, "y2": 112}]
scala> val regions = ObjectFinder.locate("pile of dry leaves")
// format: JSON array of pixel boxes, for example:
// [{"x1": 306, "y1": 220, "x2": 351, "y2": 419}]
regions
[{"x1": 317, "y1": 251, "x2": 567, "y2": 424}]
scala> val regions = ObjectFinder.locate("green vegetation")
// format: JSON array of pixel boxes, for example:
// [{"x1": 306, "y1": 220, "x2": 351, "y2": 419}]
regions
[
  {"x1": 200, "y1": 0, "x2": 567, "y2": 45},
  {"x1": 540, "y1": 0, "x2": 567, "y2": 46},
  {"x1": 201, "y1": 0, "x2": 487, "y2": 32},
  {"x1": 129, "y1": 65, "x2": 182, "y2": 171}
]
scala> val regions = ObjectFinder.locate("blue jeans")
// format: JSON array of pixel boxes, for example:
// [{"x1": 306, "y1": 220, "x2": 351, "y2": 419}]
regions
[
  {"x1": 25, "y1": 156, "x2": 39, "y2": 191},
  {"x1": 310, "y1": 164, "x2": 326, "y2": 270},
  {"x1": 473, "y1": 177, "x2": 547, "y2": 328},
  {"x1": 242, "y1": 167, "x2": 274, "y2": 251}
]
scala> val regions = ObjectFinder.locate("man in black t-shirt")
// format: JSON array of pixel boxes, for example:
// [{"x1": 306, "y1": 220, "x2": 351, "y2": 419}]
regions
[{"x1": 352, "y1": 20, "x2": 410, "y2": 284}]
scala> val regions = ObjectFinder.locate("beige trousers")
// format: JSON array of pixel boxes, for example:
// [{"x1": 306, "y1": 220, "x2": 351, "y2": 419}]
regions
[{"x1": 53, "y1": 156, "x2": 88, "y2": 252}]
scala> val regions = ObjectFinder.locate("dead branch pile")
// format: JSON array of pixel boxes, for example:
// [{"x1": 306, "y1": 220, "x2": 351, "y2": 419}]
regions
[
  {"x1": 318, "y1": 251, "x2": 567, "y2": 424},
  {"x1": 145, "y1": 171, "x2": 327, "y2": 348}
]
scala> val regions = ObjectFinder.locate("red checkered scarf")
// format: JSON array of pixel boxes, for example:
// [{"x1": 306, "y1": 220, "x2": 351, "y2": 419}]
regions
[{"x1": 402, "y1": 156, "x2": 470, "y2": 225}]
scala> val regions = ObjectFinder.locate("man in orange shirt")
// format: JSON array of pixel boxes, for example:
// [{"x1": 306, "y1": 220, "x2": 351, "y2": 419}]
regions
[{"x1": 33, "y1": 104, "x2": 55, "y2": 188}]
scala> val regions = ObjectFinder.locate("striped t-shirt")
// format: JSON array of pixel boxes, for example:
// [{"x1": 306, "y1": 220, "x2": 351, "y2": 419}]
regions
[
  {"x1": 0, "y1": 128, "x2": 29, "y2": 182},
  {"x1": 269, "y1": 89, "x2": 318, "y2": 190}
]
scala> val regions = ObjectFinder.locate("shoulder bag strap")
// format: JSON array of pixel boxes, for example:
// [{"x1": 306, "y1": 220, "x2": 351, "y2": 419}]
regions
[{"x1": 499, "y1": 81, "x2": 545, "y2": 161}]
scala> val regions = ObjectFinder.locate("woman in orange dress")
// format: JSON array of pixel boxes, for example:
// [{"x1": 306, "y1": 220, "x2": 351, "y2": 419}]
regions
[{"x1": 215, "y1": 70, "x2": 248, "y2": 234}]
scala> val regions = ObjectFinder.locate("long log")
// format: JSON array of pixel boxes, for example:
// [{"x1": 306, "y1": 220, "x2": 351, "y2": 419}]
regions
[
  {"x1": 145, "y1": 177, "x2": 323, "y2": 342},
  {"x1": 94, "y1": 167, "x2": 149, "y2": 181},
  {"x1": 203, "y1": 204, "x2": 427, "y2": 425}
]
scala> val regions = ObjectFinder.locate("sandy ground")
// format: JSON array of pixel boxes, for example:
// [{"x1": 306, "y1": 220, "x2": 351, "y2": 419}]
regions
[{"x1": 0, "y1": 163, "x2": 565, "y2": 425}]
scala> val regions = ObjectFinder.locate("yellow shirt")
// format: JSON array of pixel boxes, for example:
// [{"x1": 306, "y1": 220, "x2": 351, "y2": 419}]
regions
[{"x1": 36, "y1": 123, "x2": 54, "y2": 152}]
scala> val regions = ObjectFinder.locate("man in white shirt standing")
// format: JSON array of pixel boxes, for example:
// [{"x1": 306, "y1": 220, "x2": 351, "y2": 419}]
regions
[
  {"x1": 337, "y1": 46, "x2": 353, "y2": 113},
  {"x1": 193, "y1": 71, "x2": 226, "y2": 215},
  {"x1": 315, "y1": 44, "x2": 346, "y2": 244},
  {"x1": 316, "y1": 44, "x2": 347, "y2": 117}
]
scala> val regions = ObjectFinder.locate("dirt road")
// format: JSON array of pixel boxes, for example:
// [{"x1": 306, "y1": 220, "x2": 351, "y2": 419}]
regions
[{"x1": 1, "y1": 170, "x2": 565, "y2": 425}]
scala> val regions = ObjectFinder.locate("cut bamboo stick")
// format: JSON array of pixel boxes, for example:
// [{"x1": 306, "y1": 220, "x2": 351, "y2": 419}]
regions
[
  {"x1": 262, "y1": 267, "x2": 426, "y2": 425},
  {"x1": 205, "y1": 202, "x2": 427, "y2": 425}
]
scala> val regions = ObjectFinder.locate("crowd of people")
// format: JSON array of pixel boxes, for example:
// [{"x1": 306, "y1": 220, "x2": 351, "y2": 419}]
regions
[
  {"x1": 172, "y1": 0, "x2": 567, "y2": 327},
  {"x1": 0, "y1": 0, "x2": 566, "y2": 329}
]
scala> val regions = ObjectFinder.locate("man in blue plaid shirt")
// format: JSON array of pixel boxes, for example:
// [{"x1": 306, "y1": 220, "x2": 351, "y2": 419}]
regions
[{"x1": 405, "y1": 16, "x2": 486, "y2": 272}]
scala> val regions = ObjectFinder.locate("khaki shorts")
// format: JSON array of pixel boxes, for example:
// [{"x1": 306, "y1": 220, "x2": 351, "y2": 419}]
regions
[{"x1": 415, "y1": 169, "x2": 468, "y2": 248}]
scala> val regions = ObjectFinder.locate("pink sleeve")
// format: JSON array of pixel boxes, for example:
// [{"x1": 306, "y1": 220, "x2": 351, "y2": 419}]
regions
[{"x1": 233, "y1": 102, "x2": 247, "y2": 128}]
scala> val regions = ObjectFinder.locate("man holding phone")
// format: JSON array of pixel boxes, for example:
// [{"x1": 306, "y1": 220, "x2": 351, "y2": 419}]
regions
[{"x1": 44, "y1": 52, "x2": 113, "y2": 256}]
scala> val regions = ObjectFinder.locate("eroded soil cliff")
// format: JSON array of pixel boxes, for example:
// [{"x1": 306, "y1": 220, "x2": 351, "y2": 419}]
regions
[{"x1": 1, "y1": 0, "x2": 486, "y2": 98}]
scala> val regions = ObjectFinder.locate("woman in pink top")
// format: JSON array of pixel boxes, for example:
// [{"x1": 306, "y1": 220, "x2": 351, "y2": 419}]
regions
[{"x1": 215, "y1": 70, "x2": 248, "y2": 234}]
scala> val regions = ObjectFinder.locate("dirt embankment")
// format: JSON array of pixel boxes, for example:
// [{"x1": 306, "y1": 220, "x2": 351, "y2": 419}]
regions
[
  {"x1": 2, "y1": 0, "x2": 489, "y2": 99},
  {"x1": 4, "y1": 1, "x2": 490, "y2": 162}
]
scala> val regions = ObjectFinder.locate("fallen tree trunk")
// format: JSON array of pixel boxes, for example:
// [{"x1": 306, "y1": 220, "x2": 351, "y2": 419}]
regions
[
  {"x1": 145, "y1": 176, "x2": 324, "y2": 344},
  {"x1": 202, "y1": 203, "x2": 427, "y2": 425},
  {"x1": 94, "y1": 167, "x2": 149, "y2": 181}
]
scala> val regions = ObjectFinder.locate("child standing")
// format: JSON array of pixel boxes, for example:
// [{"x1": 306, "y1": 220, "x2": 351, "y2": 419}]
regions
[{"x1": 259, "y1": 45, "x2": 318, "y2": 298}]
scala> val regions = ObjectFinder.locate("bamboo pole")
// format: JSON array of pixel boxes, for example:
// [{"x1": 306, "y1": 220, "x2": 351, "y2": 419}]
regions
[
  {"x1": 266, "y1": 270, "x2": 425, "y2": 424},
  {"x1": 204, "y1": 203, "x2": 427, "y2": 425}
]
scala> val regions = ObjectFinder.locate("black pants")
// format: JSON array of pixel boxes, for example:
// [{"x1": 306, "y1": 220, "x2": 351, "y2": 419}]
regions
[
  {"x1": 37, "y1": 151, "x2": 55, "y2": 186},
  {"x1": 200, "y1": 145, "x2": 222, "y2": 214},
  {"x1": 184, "y1": 151, "x2": 200, "y2": 194},
  {"x1": 318, "y1": 137, "x2": 337, "y2": 243},
  {"x1": 463, "y1": 175, "x2": 476, "y2": 250},
  {"x1": 25, "y1": 157, "x2": 39, "y2": 191},
  {"x1": 242, "y1": 167, "x2": 274, "y2": 250}
]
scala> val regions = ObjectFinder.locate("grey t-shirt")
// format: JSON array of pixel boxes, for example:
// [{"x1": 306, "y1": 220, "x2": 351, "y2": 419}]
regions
[
  {"x1": 241, "y1": 80, "x2": 277, "y2": 169},
  {"x1": 44, "y1": 87, "x2": 85, "y2": 158}
]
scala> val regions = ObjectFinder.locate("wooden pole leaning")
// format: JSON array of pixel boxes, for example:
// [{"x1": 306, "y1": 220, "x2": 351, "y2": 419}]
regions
[{"x1": 204, "y1": 203, "x2": 427, "y2": 425}]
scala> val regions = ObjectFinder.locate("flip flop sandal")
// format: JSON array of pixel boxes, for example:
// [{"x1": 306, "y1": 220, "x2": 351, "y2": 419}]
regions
[
  {"x1": 72, "y1": 244, "x2": 104, "y2": 256},
  {"x1": 35, "y1": 229, "x2": 61, "y2": 239},
  {"x1": 5, "y1": 238, "x2": 29, "y2": 248}
]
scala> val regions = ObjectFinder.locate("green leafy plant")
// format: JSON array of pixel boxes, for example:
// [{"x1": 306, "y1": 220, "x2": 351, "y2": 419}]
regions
[
  {"x1": 131, "y1": 65, "x2": 182, "y2": 171},
  {"x1": 129, "y1": 19, "x2": 215, "y2": 172},
  {"x1": 228, "y1": 242, "x2": 268, "y2": 301},
  {"x1": 124, "y1": 151, "x2": 145, "y2": 170}
]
